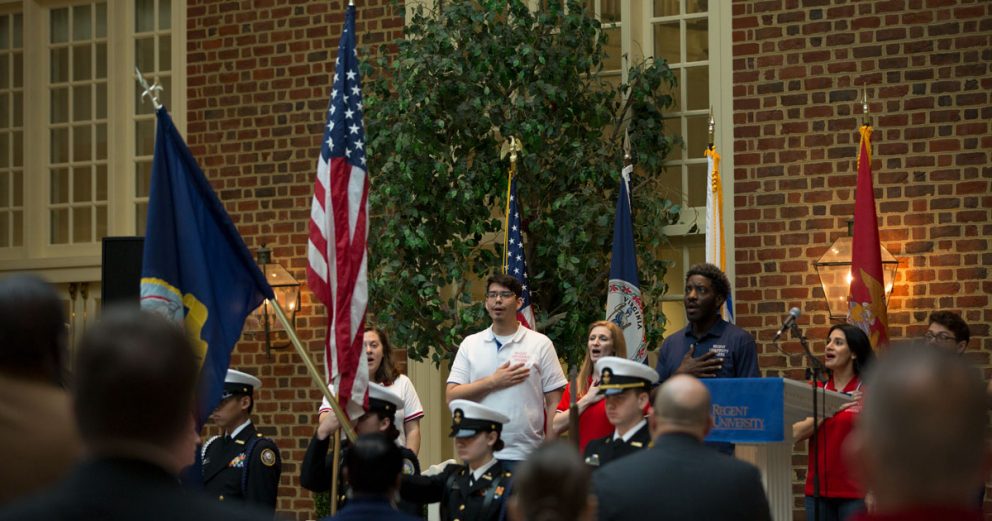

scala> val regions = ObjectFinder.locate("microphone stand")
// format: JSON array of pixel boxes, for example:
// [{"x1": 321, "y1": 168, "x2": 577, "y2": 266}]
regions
[{"x1": 791, "y1": 321, "x2": 828, "y2": 521}]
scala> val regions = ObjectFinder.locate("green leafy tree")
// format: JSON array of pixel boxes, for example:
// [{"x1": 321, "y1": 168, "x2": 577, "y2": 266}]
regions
[{"x1": 363, "y1": 0, "x2": 681, "y2": 368}]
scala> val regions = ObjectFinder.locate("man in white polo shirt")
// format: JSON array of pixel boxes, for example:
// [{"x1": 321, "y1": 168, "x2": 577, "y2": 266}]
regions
[{"x1": 446, "y1": 273, "x2": 567, "y2": 468}]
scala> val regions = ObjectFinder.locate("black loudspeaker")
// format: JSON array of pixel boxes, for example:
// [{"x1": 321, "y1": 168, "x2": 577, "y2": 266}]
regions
[{"x1": 101, "y1": 236, "x2": 144, "y2": 306}]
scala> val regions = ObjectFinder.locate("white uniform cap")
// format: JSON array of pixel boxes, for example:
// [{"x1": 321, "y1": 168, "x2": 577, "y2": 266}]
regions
[
  {"x1": 594, "y1": 356, "x2": 659, "y2": 396},
  {"x1": 222, "y1": 369, "x2": 262, "y2": 398},
  {"x1": 448, "y1": 399, "x2": 510, "y2": 438},
  {"x1": 368, "y1": 382, "x2": 405, "y2": 415}
]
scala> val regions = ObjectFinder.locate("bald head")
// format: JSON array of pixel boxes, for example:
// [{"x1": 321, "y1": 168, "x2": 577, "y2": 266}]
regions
[
  {"x1": 853, "y1": 343, "x2": 988, "y2": 510},
  {"x1": 650, "y1": 375, "x2": 712, "y2": 440}
]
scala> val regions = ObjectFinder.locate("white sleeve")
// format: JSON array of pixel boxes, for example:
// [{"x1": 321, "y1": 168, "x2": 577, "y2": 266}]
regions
[
  {"x1": 447, "y1": 340, "x2": 471, "y2": 385},
  {"x1": 397, "y1": 375, "x2": 424, "y2": 421},
  {"x1": 539, "y1": 340, "x2": 568, "y2": 393},
  {"x1": 317, "y1": 383, "x2": 337, "y2": 413}
]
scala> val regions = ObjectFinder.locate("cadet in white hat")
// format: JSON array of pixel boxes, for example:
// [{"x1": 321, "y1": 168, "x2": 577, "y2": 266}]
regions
[
  {"x1": 202, "y1": 369, "x2": 281, "y2": 513},
  {"x1": 399, "y1": 400, "x2": 512, "y2": 521},
  {"x1": 301, "y1": 382, "x2": 424, "y2": 517},
  {"x1": 583, "y1": 357, "x2": 658, "y2": 469}
]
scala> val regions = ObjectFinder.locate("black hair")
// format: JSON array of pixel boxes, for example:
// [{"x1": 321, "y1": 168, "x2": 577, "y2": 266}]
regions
[
  {"x1": 685, "y1": 263, "x2": 731, "y2": 301},
  {"x1": 829, "y1": 323, "x2": 876, "y2": 376},
  {"x1": 346, "y1": 433, "x2": 403, "y2": 496},
  {"x1": 74, "y1": 306, "x2": 197, "y2": 447},
  {"x1": 486, "y1": 273, "x2": 523, "y2": 298},
  {"x1": 370, "y1": 409, "x2": 400, "y2": 441},
  {"x1": 928, "y1": 311, "x2": 970, "y2": 346},
  {"x1": 0, "y1": 275, "x2": 68, "y2": 386}
]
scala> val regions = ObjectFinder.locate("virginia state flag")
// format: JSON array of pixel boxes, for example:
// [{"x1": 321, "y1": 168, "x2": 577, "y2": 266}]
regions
[
  {"x1": 606, "y1": 164, "x2": 647, "y2": 362},
  {"x1": 140, "y1": 107, "x2": 274, "y2": 424},
  {"x1": 847, "y1": 125, "x2": 889, "y2": 348}
]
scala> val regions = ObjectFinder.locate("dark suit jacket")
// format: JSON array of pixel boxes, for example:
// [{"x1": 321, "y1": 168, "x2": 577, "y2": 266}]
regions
[
  {"x1": 593, "y1": 432, "x2": 772, "y2": 521},
  {"x1": 202, "y1": 422, "x2": 281, "y2": 512},
  {"x1": 583, "y1": 422, "x2": 652, "y2": 469},
  {"x1": 0, "y1": 457, "x2": 273, "y2": 521}
]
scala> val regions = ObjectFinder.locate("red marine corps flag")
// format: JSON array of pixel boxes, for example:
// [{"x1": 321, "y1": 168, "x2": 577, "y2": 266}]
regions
[
  {"x1": 307, "y1": 4, "x2": 369, "y2": 419},
  {"x1": 847, "y1": 124, "x2": 889, "y2": 348}
]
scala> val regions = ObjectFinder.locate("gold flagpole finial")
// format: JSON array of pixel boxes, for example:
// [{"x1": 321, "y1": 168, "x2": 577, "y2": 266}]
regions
[
  {"x1": 707, "y1": 107, "x2": 715, "y2": 148},
  {"x1": 503, "y1": 136, "x2": 523, "y2": 166}
]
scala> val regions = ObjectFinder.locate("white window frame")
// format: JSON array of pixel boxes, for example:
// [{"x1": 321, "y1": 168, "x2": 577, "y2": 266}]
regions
[
  {"x1": 644, "y1": 1, "x2": 735, "y2": 313},
  {"x1": 0, "y1": 0, "x2": 185, "y2": 284}
]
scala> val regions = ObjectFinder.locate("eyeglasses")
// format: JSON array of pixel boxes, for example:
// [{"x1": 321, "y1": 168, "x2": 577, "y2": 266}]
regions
[
  {"x1": 924, "y1": 332, "x2": 957, "y2": 343},
  {"x1": 486, "y1": 290, "x2": 516, "y2": 300}
]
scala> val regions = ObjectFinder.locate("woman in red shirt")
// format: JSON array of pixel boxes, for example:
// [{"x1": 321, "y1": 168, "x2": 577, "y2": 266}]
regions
[
  {"x1": 550, "y1": 321, "x2": 627, "y2": 452},
  {"x1": 793, "y1": 323, "x2": 876, "y2": 521}
]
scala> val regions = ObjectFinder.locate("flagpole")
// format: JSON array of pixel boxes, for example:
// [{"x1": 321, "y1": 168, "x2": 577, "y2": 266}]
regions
[
  {"x1": 330, "y1": 430, "x2": 342, "y2": 515},
  {"x1": 502, "y1": 136, "x2": 521, "y2": 273},
  {"x1": 269, "y1": 298, "x2": 357, "y2": 443}
]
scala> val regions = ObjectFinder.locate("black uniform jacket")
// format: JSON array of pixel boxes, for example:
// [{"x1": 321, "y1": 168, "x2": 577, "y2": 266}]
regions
[
  {"x1": 592, "y1": 432, "x2": 772, "y2": 521},
  {"x1": 202, "y1": 422, "x2": 281, "y2": 512},
  {"x1": 583, "y1": 421, "x2": 652, "y2": 469},
  {"x1": 399, "y1": 460, "x2": 512, "y2": 521},
  {"x1": 301, "y1": 434, "x2": 424, "y2": 518},
  {"x1": 0, "y1": 457, "x2": 273, "y2": 521}
]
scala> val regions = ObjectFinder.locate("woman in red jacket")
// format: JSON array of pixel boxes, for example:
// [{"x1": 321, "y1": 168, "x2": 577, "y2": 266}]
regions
[
  {"x1": 550, "y1": 321, "x2": 627, "y2": 452},
  {"x1": 793, "y1": 323, "x2": 876, "y2": 521}
]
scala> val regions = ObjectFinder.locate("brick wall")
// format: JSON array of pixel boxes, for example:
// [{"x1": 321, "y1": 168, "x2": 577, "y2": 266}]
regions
[
  {"x1": 186, "y1": 1, "x2": 403, "y2": 518},
  {"x1": 731, "y1": 0, "x2": 991, "y2": 517},
  {"x1": 184, "y1": 0, "x2": 990, "y2": 518}
]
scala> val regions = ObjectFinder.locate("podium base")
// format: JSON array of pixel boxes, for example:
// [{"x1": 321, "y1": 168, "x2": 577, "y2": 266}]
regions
[{"x1": 736, "y1": 443, "x2": 795, "y2": 521}]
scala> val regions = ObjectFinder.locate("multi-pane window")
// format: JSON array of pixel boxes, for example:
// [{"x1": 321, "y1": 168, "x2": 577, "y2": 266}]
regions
[
  {"x1": 0, "y1": 0, "x2": 182, "y2": 274},
  {"x1": 48, "y1": 3, "x2": 109, "y2": 245},
  {"x1": 655, "y1": 0, "x2": 711, "y2": 226},
  {"x1": 648, "y1": 0, "x2": 728, "y2": 334},
  {"x1": 575, "y1": 1, "x2": 728, "y2": 334},
  {"x1": 585, "y1": 0, "x2": 624, "y2": 89},
  {"x1": 0, "y1": 13, "x2": 23, "y2": 249},
  {"x1": 133, "y1": 0, "x2": 172, "y2": 233}
]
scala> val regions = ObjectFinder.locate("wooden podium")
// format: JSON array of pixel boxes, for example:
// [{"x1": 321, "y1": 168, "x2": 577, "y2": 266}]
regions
[{"x1": 701, "y1": 378, "x2": 853, "y2": 521}]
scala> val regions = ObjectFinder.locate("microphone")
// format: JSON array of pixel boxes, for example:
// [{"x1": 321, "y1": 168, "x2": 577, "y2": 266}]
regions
[{"x1": 772, "y1": 307, "x2": 802, "y2": 341}]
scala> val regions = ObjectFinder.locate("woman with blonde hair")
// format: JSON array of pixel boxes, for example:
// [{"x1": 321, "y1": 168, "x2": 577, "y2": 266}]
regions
[{"x1": 551, "y1": 320, "x2": 627, "y2": 451}]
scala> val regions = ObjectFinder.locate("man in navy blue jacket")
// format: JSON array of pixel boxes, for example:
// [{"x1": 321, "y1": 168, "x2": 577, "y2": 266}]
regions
[
  {"x1": 655, "y1": 262, "x2": 759, "y2": 383},
  {"x1": 655, "y1": 263, "x2": 759, "y2": 454}
]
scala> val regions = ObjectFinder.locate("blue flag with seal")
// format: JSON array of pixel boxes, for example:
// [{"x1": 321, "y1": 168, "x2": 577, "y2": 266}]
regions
[
  {"x1": 140, "y1": 107, "x2": 273, "y2": 426},
  {"x1": 606, "y1": 164, "x2": 647, "y2": 362}
]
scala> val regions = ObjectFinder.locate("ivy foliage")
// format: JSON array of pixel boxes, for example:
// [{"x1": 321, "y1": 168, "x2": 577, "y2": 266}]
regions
[{"x1": 363, "y1": 0, "x2": 681, "y2": 368}]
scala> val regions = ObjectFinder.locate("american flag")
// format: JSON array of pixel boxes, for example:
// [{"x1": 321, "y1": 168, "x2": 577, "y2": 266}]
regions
[
  {"x1": 306, "y1": 4, "x2": 369, "y2": 420},
  {"x1": 505, "y1": 176, "x2": 536, "y2": 329}
]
